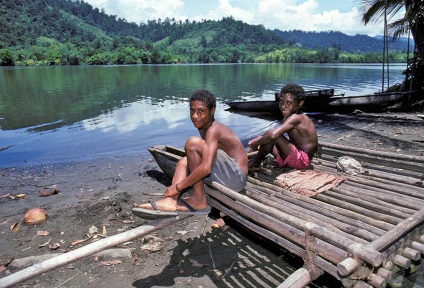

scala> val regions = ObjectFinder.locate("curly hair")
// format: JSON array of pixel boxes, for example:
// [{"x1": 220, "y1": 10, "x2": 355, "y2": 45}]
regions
[
  {"x1": 280, "y1": 83, "x2": 305, "y2": 102},
  {"x1": 189, "y1": 89, "x2": 216, "y2": 111}
]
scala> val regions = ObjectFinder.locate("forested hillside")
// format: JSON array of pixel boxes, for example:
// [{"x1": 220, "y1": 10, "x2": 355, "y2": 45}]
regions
[
  {"x1": 274, "y1": 30, "x2": 412, "y2": 53},
  {"x1": 0, "y1": 0, "x2": 411, "y2": 66}
]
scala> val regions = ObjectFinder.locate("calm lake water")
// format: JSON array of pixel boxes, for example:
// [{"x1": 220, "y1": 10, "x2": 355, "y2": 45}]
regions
[{"x1": 0, "y1": 63, "x2": 406, "y2": 168}]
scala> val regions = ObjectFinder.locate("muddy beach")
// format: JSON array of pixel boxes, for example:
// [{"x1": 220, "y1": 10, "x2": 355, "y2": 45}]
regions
[{"x1": 1, "y1": 112, "x2": 424, "y2": 288}]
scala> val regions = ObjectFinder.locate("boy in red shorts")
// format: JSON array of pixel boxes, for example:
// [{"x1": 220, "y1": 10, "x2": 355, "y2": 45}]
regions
[{"x1": 248, "y1": 83, "x2": 318, "y2": 171}]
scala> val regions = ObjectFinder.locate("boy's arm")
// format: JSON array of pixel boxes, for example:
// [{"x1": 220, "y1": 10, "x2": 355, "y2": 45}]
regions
[
  {"x1": 165, "y1": 129, "x2": 218, "y2": 197},
  {"x1": 249, "y1": 116, "x2": 299, "y2": 149}
]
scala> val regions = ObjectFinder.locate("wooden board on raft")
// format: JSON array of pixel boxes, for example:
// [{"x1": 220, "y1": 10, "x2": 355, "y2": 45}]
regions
[{"x1": 147, "y1": 142, "x2": 424, "y2": 288}]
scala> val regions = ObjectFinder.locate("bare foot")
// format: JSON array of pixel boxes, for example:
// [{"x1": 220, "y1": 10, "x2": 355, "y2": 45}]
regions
[
  {"x1": 138, "y1": 197, "x2": 207, "y2": 212},
  {"x1": 138, "y1": 197, "x2": 177, "y2": 212}
]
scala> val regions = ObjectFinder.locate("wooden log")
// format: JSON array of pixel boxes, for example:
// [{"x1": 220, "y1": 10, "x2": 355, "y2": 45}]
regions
[
  {"x1": 415, "y1": 234, "x2": 424, "y2": 243},
  {"x1": 277, "y1": 267, "x2": 311, "y2": 288},
  {"x1": 207, "y1": 197, "x2": 307, "y2": 259},
  {"x1": 313, "y1": 157, "x2": 424, "y2": 187},
  {"x1": 313, "y1": 193, "x2": 403, "y2": 225},
  {"x1": 377, "y1": 226, "x2": 424, "y2": 266},
  {"x1": 346, "y1": 176, "x2": 424, "y2": 201},
  {"x1": 317, "y1": 148, "x2": 424, "y2": 176},
  {"x1": 0, "y1": 217, "x2": 188, "y2": 288},
  {"x1": 376, "y1": 267, "x2": 391, "y2": 280},
  {"x1": 367, "y1": 273, "x2": 386, "y2": 288},
  {"x1": 332, "y1": 182, "x2": 422, "y2": 212},
  {"x1": 318, "y1": 141, "x2": 424, "y2": 163},
  {"x1": 383, "y1": 261, "x2": 394, "y2": 271},
  {"x1": 314, "y1": 158, "x2": 424, "y2": 208},
  {"x1": 248, "y1": 177, "x2": 394, "y2": 231},
  {"x1": 401, "y1": 247, "x2": 421, "y2": 261},
  {"x1": 205, "y1": 185, "x2": 346, "y2": 265},
  {"x1": 353, "y1": 281, "x2": 373, "y2": 288},
  {"x1": 368, "y1": 208, "x2": 424, "y2": 251},
  {"x1": 215, "y1": 178, "x2": 385, "y2": 268},
  {"x1": 211, "y1": 196, "x2": 342, "y2": 281},
  {"x1": 246, "y1": 187, "x2": 376, "y2": 243},
  {"x1": 277, "y1": 266, "x2": 318, "y2": 288},
  {"x1": 247, "y1": 182, "x2": 385, "y2": 237},
  {"x1": 303, "y1": 223, "x2": 383, "y2": 267},
  {"x1": 315, "y1": 157, "x2": 423, "y2": 192},
  {"x1": 337, "y1": 257, "x2": 358, "y2": 276},
  {"x1": 326, "y1": 188, "x2": 415, "y2": 217},
  {"x1": 317, "y1": 159, "x2": 424, "y2": 196},
  {"x1": 409, "y1": 241, "x2": 424, "y2": 255},
  {"x1": 393, "y1": 254, "x2": 411, "y2": 269}
]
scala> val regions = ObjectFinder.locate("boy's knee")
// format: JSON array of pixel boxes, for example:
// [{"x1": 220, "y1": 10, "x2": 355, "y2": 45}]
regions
[
  {"x1": 178, "y1": 156, "x2": 188, "y2": 166},
  {"x1": 185, "y1": 136, "x2": 203, "y2": 150}
]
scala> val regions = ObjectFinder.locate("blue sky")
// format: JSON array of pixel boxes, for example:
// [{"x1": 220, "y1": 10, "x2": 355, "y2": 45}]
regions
[{"x1": 84, "y1": 0, "x2": 400, "y2": 36}]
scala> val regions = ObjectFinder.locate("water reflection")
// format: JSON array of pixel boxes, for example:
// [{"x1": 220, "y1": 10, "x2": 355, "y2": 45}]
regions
[
  {"x1": 82, "y1": 98, "x2": 188, "y2": 134},
  {"x1": 0, "y1": 64, "x2": 406, "y2": 167}
]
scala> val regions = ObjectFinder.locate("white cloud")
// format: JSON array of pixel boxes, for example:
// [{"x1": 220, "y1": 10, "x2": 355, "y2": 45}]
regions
[
  {"x1": 87, "y1": 0, "x2": 185, "y2": 24},
  {"x1": 84, "y1": 0, "x2": 386, "y2": 36}
]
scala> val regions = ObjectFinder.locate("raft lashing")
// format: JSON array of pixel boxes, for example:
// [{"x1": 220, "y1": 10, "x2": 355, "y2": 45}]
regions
[{"x1": 148, "y1": 142, "x2": 424, "y2": 287}]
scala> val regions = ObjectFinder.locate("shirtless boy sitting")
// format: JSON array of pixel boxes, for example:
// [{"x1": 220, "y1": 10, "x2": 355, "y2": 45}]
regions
[
  {"x1": 248, "y1": 83, "x2": 318, "y2": 171},
  {"x1": 133, "y1": 89, "x2": 248, "y2": 217}
]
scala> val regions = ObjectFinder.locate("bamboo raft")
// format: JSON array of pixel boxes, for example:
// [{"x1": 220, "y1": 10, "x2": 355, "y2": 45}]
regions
[{"x1": 147, "y1": 142, "x2": 424, "y2": 287}]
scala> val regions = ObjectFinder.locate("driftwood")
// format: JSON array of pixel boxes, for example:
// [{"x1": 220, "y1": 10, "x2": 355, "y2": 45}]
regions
[{"x1": 0, "y1": 217, "x2": 188, "y2": 288}]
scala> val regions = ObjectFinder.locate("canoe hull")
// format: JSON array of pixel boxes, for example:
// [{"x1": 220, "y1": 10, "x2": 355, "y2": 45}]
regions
[
  {"x1": 226, "y1": 89, "x2": 336, "y2": 113},
  {"x1": 327, "y1": 91, "x2": 410, "y2": 112}
]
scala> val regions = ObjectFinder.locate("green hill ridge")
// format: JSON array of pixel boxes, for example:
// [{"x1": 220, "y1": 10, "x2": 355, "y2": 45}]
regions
[{"x1": 0, "y1": 0, "x2": 411, "y2": 65}]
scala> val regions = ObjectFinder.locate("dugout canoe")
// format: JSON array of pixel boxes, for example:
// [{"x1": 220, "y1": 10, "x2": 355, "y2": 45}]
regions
[
  {"x1": 147, "y1": 142, "x2": 424, "y2": 287},
  {"x1": 225, "y1": 88, "x2": 336, "y2": 113},
  {"x1": 326, "y1": 90, "x2": 420, "y2": 112}
]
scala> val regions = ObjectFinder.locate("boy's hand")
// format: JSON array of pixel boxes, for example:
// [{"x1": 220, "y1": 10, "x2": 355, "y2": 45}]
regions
[
  {"x1": 248, "y1": 137, "x2": 260, "y2": 151},
  {"x1": 163, "y1": 185, "x2": 179, "y2": 198}
]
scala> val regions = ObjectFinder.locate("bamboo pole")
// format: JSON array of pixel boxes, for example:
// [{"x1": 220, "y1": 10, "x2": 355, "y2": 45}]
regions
[
  {"x1": 325, "y1": 188, "x2": 415, "y2": 217},
  {"x1": 313, "y1": 157, "x2": 423, "y2": 187},
  {"x1": 317, "y1": 148, "x2": 423, "y2": 176},
  {"x1": 312, "y1": 158, "x2": 424, "y2": 188},
  {"x1": 339, "y1": 181, "x2": 424, "y2": 211},
  {"x1": 318, "y1": 142, "x2": 424, "y2": 163},
  {"x1": 205, "y1": 186, "x2": 345, "y2": 265},
  {"x1": 208, "y1": 193, "x2": 342, "y2": 280},
  {"x1": 277, "y1": 266, "x2": 314, "y2": 288},
  {"x1": 368, "y1": 208, "x2": 424, "y2": 251},
  {"x1": 401, "y1": 247, "x2": 420, "y2": 261},
  {"x1": 330, "y1": 183, "x2": 422, "y2": 213},
  {"x1": 246, "y1": 187, "x2": 377, "y2": 242},
  {"x1": 409, "y1": 241, "x2": 424, "y2": 255},
  {"x1": 312, "y1": 158, "x2": 424, "y2": 201},
  {"x1": 248, "y1": 177, "x2": 394, "y2": 231},
  {"x1": 205, "y1": 180, "x2": 383, "y2": 267},
  {"x1": 313, "y1": 193, "x2": 403, "y2": 225},
  {"x1": 247, "y1": 181, "x2": 385, "y2": 237},
  {"x1": 0, "y1": 216, "x2": 189, "y2": 288},
  {"x1": 346, "y1": 176, "x2": 424, "y2": 201}
]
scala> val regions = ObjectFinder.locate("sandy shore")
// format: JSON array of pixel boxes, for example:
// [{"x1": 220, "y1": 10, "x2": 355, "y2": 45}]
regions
[{"x1": 0, "y1": 112, "x2": 423, "y2": 287}]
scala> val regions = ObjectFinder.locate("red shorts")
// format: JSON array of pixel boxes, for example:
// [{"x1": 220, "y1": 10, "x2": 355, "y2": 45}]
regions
[{"x1": 275, "y1": 144, "x2": 311, "y2": 169}]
